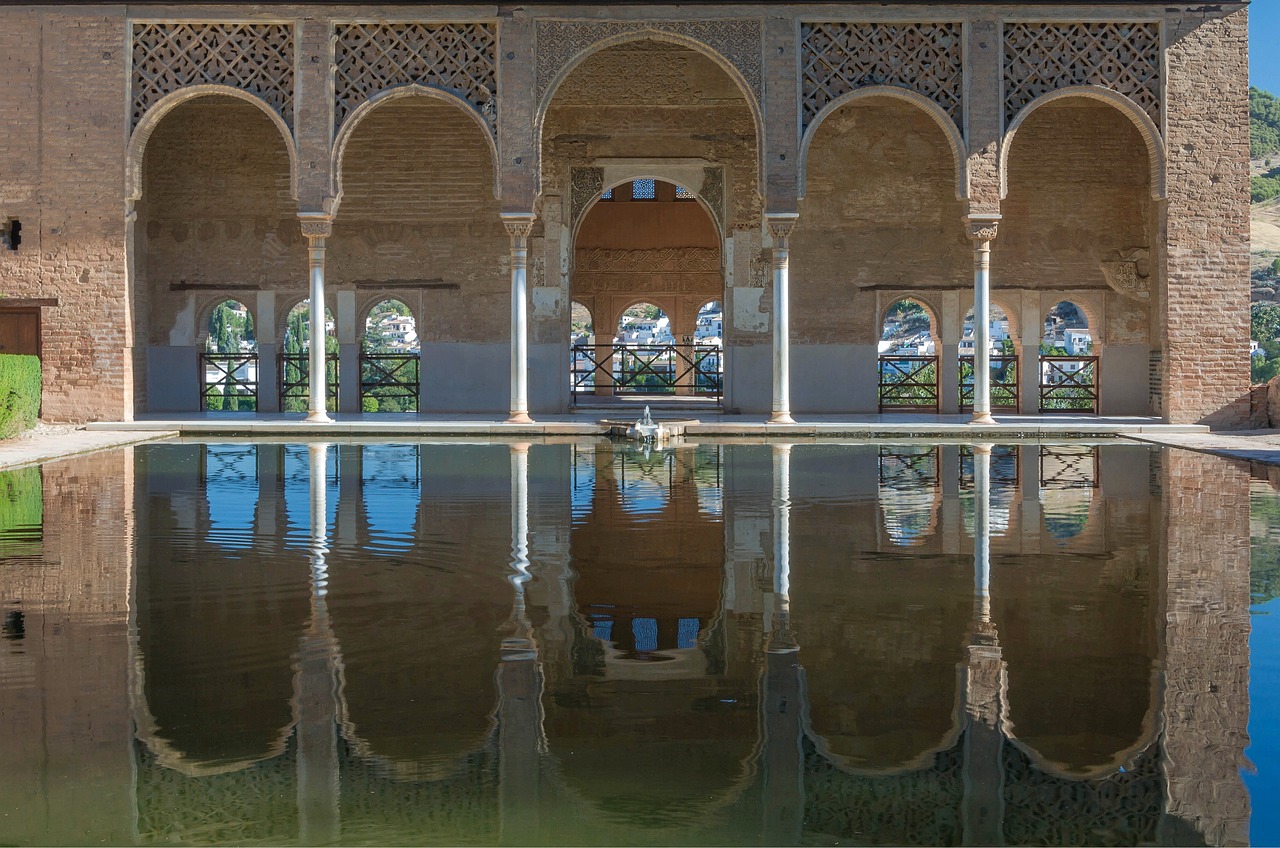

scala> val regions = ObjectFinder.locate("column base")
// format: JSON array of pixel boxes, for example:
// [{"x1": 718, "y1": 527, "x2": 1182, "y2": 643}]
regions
[
  {"x1": 304, "y1": 410, "x2": 333, "y2": 424},
  {"x1": 506, "y1": 411, "x2": 535, "y2": 424},
  {"x1": 969, "y1": 412, "x2": 997, "y2": 425},
  {"x1": 768, "y1": 411, "x2": 796, "y2": 425}
]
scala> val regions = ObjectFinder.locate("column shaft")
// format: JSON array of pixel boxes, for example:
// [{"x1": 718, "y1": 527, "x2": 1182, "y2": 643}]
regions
[
  {"x1": 967, "y1": 217, "x2": 1001, "y2": 425},
  {"x1": 300, "y1": 215, "x2": 334, "y2": 423},
  {"x1": 766, "y1": 215, "x2": 799, "y2": 424},
  {"x1": 504, "y1": 215, "x2": 536, "y2": 423}
]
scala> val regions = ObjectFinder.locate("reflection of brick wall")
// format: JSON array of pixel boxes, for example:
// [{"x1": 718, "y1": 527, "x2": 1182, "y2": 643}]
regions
[
  {"x1": 1161, "y1": 449, "x2": 1251, "y2": 846},
  {"x1": 0, "y1": 450, "x2": 135, "y2": 843}
]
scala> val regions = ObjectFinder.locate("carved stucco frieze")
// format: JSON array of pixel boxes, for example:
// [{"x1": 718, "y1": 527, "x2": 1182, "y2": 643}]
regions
[
  {"x1": 569, "y1": 167, "x2": 604, "y2": 229},
  {"x1": 575, "y1": 248, "x2": 720, "y2": 274},
  {"x1": 1004, "y1": 22, "x2": 1162, "y2": 129},
  {"x1": 131, "y1": 22, "x2": 295, "y2": 131},
  {"x1": 535, "y1": 19, "x2": 763, "y2": 107},
  {"x1": 1102, "y1": 248, "x2": 1152, "y2": 300},
  {"x1": 333, "y1": 23, "x2": 498, "y2": 135},
  {"x1": 800, "y1": 22, "x2": 963, "y2": 134},
  {"x1": 699, "y1": 167, "x2": 726, "y2": 234}
]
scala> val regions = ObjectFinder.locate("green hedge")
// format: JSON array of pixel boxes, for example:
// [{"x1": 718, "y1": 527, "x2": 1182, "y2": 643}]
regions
[{"x1": 0, "y1": 354, "x2": 40, "y2": 440}]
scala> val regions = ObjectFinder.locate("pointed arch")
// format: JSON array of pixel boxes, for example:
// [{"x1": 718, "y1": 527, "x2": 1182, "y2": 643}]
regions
[
  {"x1": 126, "y1": 85, "x2": 298, "y2": 203},
  {"x1": 1001, "y1": 86, "x2": 1166, "y2": 201},
  {"x1": 800, "y1": 86, "x2": 969, "y2": 201}
]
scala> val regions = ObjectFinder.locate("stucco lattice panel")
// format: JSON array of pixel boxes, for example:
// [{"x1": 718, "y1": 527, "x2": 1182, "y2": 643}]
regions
[
  {"x1": 131, "y1": 23, "x2": 295, "y2": 131},
  {"x1": 334, "y1": 23, "x2": 498, "y2": 134},
  {"x1": 536, "y1": 19, "x2": 763, "y2": 106},
  {"x1": 1003, "y1": 22, "x2": 1161, "y2": 128},
  {"x1": 799, "y1": 23, "x2": 963, "y2": 133}
]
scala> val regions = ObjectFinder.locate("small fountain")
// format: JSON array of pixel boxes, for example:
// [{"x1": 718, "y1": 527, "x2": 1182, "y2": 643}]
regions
[{"x1": 627, "y1": 405, "x2": 665, "y2": 444}]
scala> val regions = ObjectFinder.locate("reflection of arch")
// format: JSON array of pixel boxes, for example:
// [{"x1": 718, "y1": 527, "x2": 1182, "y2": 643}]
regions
[
  {"x1": 126, "y1": 85, "x2": 299, "y2": 202},
  {"x1": 196, "y1": 297, "x2": 259, "y2": 352},
  {"x1": 1001, "y1": 86, "x2": 1166, "y2": 200},
  {"x1": 331, "y1": 86, "x2": 500, "y2": 207},
  {"x1": 535, "y1": 32, "x2": 764, "y2": 191},
  {"x1": 799, "y1": 86, "x2": 968, "y2": 201}
]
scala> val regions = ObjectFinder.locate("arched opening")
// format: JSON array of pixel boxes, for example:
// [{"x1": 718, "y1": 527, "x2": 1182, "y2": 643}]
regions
[
  {"x1": 542, "y1": 37, "x2": 758, "y2": 411},
  {"x1": 135, "y1": 94, "x2": 300, "y2": 414},
  {"x1": 1001, "y1": 95, "x2": 1156, "y2": 416},
  {"x1": 281, "y1": 300, "x2": 337, "y2": 413},
  {"x1": 878, "y1": 299, "x2": 940, "y2": 412},
  {"x1": 960, "y1": 302, "x2": 1018, "y2": 413},
  {"x1": 360, "y1": 299, "x2": 419, "y2": 413},
  {"x1": 1040, "y1": 301, "x2": 1098, "y2": 413},
  {"x1": 200, "y1": 300, "x2": 258, "y2": 412},
  {"x1": 794, "y1": 94, "x2": 968, "y2": 414},
  {"x1": 330, "y1": 95, "x2": 505, "y2": 414}
]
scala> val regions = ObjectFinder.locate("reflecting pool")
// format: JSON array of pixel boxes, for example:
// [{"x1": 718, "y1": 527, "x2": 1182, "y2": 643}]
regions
[{"x1": 0, "y1": 439, "x2": 1268, "y2": 845}]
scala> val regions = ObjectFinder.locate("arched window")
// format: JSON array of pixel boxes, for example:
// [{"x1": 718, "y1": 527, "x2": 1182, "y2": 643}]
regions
[
  {"x1": 961, "y1": 303, "x2": 1017, "y2": 412},
  {"x1": 878, "y1": 299, "x2": 939, "y2": 412},
  {"x1": 1040, "y1": 302, "x2": 1097, "y2": 413},
  {"x1": 201, "y1": 299, "x2": 257, "y2": 411},
  {"x1": 361, "y1": 299, "x2": 419, "y2": 413},
  {"x1": 281, "y1": 300, "x2": 338, "y2": 413}
]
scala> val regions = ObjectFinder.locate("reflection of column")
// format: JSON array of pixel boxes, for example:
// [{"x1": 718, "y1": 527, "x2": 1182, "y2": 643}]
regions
[
  {"x1": 255, "y1": 444, "x2": 286, "y2": 537},
  {"x1": 766, "y1": 214, "x2": 799, "y2": 424},
  {"x1": 300, "y1": 214, "x2": 333, "y2": 423},
  {"x1": 504, "y1": 214, "x2": 536, "y2": 424},
  {"x1": 500, "y1": 442, "x2": 544, "y2": 844},
  {"x1": 762, "y1": 443, "x2": 804, "y2": 844},
  {"x1": 336, "y1": 444, "x2": 361, "y2": 544},
  {"x1": 967, "y1": 216, "x2": 1001, "y2": 425},
  {"x1": 1018, "y1": 445, "x2": 1040, "y2": 553},
  {"x1": 963, "y1": 444, "x2": 1005, "y2": 847},
  {"x1": 296, "y1": 443, "x2": 340, "y2": 844}
]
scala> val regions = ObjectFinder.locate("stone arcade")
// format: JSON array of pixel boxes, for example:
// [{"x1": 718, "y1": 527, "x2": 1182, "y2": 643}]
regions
[{"x1": 0, "y1": 1, "x2": 1252, "y2": 424}]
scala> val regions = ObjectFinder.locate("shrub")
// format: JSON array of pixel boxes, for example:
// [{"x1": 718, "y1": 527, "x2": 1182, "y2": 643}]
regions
[{"x1": 0, "y1": 354, "x2": 40, "y2": 440}]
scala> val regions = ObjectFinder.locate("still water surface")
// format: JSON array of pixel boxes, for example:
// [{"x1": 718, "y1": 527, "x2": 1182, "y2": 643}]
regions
[{"x1": 0, "y1": 440, "x2": 1272, "y2": 845}]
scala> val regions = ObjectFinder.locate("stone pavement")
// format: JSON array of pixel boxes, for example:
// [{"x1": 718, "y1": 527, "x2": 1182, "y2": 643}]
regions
[
  {"x1": 0, "y1": 424, "x2": 177, "y2": 472},
  {"x1": 1124, "y1": 430, "x2": 1280, "y2": 467}
]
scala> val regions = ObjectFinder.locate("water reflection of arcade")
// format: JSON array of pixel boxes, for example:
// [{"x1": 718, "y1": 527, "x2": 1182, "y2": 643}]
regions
[{"x1": 120, "y1": 440, "x2": 1247, "y2": 846}]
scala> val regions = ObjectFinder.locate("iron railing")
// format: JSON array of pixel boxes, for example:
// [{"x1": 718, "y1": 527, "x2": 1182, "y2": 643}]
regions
[
  {"x1": 200, "y1": 352, "x2": 258, "y2": 411},
  {"x1": 280, "y1": 353, "x2": 339, "y2": 413},
  {"x1": 959, "y1": 355, "x2": 1019, "y2": 412},
  {"x1": 1039, "y1": 356, "x2": 1099, "y2": 413},
  {"x1": 571, "y1": 344, "x2": 722, "y2": 398},
  {"x1": 360, "y1": 352, "x2": 420, "y2": 412},
  {"x1": 878, "y1": 356, "x2": 939, "y2": 412}
]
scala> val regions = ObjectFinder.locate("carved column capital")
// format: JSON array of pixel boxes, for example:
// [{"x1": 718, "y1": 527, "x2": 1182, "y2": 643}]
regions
[
  {"x1": 501, "y1": 212, "x2": 537, "y2": 241},
  {"x1": 298, "y1": 213, "x2": 333, "y2": 240},
  {"x1": 965, "y1": 214, "x2": 1001, "y2": 244},
  {"x1": 765, "y1": 213, "x2": 800, "y2": 244}
]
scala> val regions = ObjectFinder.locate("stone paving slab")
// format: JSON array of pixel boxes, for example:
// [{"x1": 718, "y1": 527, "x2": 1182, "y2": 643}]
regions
[
  {"x1": 1123, "y1": 430, "x2": 1280, "y2": 467},
  {"x1": 0, "y1": 426, "x2": 178, "y2": 472}
]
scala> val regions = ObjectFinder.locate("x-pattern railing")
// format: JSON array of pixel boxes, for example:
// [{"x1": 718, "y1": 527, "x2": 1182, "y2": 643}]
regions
[
  {"x1": 960, "y1": 355, "x2": 1020, "y2": 412},
  {"x1": 360, "y1": 353, "x2": 420, "y2": 412},
  {"x1": 1039, "y1": 356, "x2": 1099, "y2": 413},
  {"x1": 280, "y1": 353, "x2": 339, "y2": 413},
  {"x1": 200, "y1": 353, "x2": 258, "y2": 411},
  {"x1": 571, "y1": 344, "x2": 722, "y2": 398},
  {"x1": 878, "y1": 356, "x2": 939, "y2": 411}
]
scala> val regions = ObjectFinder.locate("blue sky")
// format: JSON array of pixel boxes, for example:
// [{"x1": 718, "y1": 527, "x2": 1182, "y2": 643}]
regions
[{"x1": 1254, "y1": 2, "x2": 1280, "y2": 93}]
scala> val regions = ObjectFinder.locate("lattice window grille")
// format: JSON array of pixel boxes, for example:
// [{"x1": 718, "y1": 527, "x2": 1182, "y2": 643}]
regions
[
  {"x1": 131, "y1": 23, "x2": 295, "y2": 131},
  {"x1": 1003, "y1": 22, "x2": 1161, "y2": 129},
  {"x1": 334, "y1": 23, "x2": 498, "y2": 135},
  {"x1": 800, "y1": 22, "x2": 964, "y2": 134}
]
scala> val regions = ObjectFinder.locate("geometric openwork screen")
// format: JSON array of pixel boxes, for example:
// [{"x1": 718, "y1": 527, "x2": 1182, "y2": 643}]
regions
[
  {"x1": 334, "y1": 23, "x2": 498, "y2": 135},
  {"x1": 1003, "y1": 22, "x2": 1161, "y2": 128},
  {"x1": 799, "y1": 22, "x2": 964, "y2": 134},
  {"x1": 131, "y1": 23, "x2": 295, "y2": 131}
]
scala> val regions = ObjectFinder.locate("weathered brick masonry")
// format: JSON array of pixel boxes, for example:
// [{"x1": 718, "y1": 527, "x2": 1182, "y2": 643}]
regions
[{"x1": 0, "y1": 2, "x2": 1252, "y2": 423}]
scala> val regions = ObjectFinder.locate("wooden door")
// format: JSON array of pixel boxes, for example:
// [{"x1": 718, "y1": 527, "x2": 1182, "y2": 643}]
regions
[{"x1": 0, "y1": 310, "x2": 39, "y2": 356}]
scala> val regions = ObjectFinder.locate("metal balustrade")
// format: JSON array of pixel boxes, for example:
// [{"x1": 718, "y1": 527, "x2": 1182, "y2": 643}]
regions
[
  {"x1": 280, "y1": 353, "x2": 339, "y2": 413},
  {"x1": 360, "y1": 353, "x2": 420, "y2": 412},
  {"x1": 959, "y1": 355, "x2": 1020, "y2": 413},
  {"x1": 878, "y1": 356, "x2": 939, "y2": 412},
  {"x1": 200, "y1": 352, "x2": 258, "y2": 411},
  {"x1": 571, "y1": 344, "x2": 723, "y2": 399},
  {"x1": 1039, "y1": 356, "x2": 1099, "y2": 413}
]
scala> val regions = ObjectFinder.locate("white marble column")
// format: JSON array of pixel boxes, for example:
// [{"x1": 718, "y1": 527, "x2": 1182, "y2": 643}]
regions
[
  {"x1": 300, "y1": 214, "x2": 333, "y2": 423},
  {"x1": 967, "y1": 216, "x2": 1001, "y2": 425},
  {"x1": 503, "y1": 214, "x2": 536, "y2": 424},
  {"x1": 766, "y1": 214, "x2": 799, "y2": 425}
]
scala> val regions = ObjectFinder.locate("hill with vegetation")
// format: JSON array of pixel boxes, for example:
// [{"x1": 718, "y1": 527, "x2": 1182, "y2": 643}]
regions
[{"x1": 1254, "y1": 87, "x2": 1280, "y2": 203}]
